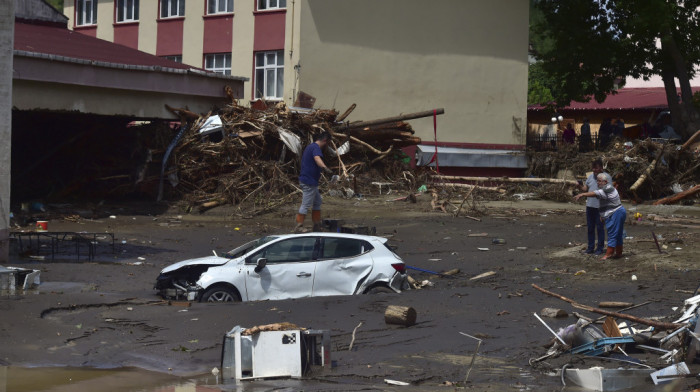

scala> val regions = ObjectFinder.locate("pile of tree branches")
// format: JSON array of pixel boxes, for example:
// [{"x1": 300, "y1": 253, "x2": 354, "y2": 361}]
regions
[
  {"x1": 163, "y1": 101, "x2": 426, "y2": 214},
  {"x1": 526, "y1": 137, "x2": 700, "y2": 204}
]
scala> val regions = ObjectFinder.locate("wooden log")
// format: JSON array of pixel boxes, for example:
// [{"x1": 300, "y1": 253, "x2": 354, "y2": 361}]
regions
[
  {"x1": 531, "y1": 284, "x2": 684, "y2": 330},
  {"x1": 599, "y1": 301, "x2": 634, "y2": 308},
  {"x1": 434, "y1": 182, "x2": 506, "y2": 194},
  {"x1": 434, "y1": 175, "x2": 578, "y2": 186},
  {"x1": 653, "y1": 184, "x2": 700, "y2": 205},
  {"x1": 384, "y1": 305, "x2": 417, "y2": 327},
  {"x1": 630, "y1": 146, "x2": 664, "y2": 192},
  {"x1": 681, "y1": 129, "x2": 700, "y2": 152},
  {"x1": 336, "y1": 103, "x2": 356, "y2": 122},
  {"x1": 199, "y1": 198, "x2": 227, "y2": 212},
  {"x1": 343, "y1": 108, "x2": 445, "y2": 130}
]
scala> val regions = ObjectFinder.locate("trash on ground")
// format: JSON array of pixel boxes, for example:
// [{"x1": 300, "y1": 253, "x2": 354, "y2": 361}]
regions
[
  {"x1": 541, "y1": 308, "x2": 568, "y2": 318},
  {"x1": 384, "y1": 379, "x2": 410, "y2": 386},
  {"x1": 529, "y1": 284, "x2": 700, "y2": 391},
  {"x1": 470, "y1": 271, "x2": 496, "y2": 281}
]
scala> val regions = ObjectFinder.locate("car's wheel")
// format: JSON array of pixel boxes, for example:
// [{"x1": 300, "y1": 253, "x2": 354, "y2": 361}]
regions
[
  {"x1": 200, "y1": 285, "x2": 241, "y2": 302},
  {"x1": 366, "y1": 285, "x2": 395, "y2": 294}
]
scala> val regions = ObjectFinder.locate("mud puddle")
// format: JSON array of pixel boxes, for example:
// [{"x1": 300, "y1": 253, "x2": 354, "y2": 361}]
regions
[{"x1": 1, "y1": 366, "x2": 220, "y2": 392}]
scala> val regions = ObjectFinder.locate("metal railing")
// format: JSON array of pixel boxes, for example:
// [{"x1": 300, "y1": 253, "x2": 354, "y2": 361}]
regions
[{"x1": 526, "y1": 133, "x2": 602, "y2": 152}]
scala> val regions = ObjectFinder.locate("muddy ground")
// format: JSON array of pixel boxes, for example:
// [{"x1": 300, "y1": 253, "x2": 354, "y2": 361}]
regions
[{"x1": 2, "y1": 195, "x2": 700, "y2": 391}]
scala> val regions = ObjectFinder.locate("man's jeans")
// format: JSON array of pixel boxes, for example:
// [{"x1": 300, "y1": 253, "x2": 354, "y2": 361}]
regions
[{"x1": 586, "y1": 206, "x2": 605, "y2": 251}]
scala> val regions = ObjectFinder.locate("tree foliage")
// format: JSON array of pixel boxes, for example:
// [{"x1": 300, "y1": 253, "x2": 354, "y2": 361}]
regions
[
  {"x1": 531, "y1": 0, "x2": 700, "y2": 138},
  {"x1": 528, "y1": 63, "x2": 554, "y2": 105},
  {"x1": 45, "y1": 0, "x2": 64, "y2": 12}
]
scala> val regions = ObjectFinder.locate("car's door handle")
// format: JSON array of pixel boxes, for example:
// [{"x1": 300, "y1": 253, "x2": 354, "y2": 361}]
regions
[{"x1": 296, "y1": 272, "x2": 312, "y2": 277}]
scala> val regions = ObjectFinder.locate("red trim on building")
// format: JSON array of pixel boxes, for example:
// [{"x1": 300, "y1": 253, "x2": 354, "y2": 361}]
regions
[
  {"x1": 73, "y1": 25, "x2": 97, "y2": 37},
  {"x1": 253, "y1": 9, "x2": 285, "y2": 52},
  {"x1": 435, "y1": 167, "x2": 525, "y2": 178},
  {"x1": 114, "y1": 22, "x2": 139, "y2": 50},
  {"x1": 419, "y1": 141, "x2": 526, "y2": 151},
  {"x1": 156, "y1": 18, "x2": 184, "y2": 56},
  {"x1": 203, "y1": 14, "x2": 233, "y2": 54}
]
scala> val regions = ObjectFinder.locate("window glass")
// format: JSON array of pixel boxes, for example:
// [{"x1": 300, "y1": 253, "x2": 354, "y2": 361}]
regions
[
  {"x1": 258, "y1": 0, "x2": 285, "y2": 10},
  {"x1": 254, "y1": 50, "x2": 284, "y2": 99},
  {"x1": 204, "y1": 53, "x2": 232, "y2": 75},
  {"x1": 276, "y1": 68, "x2": 284, "y2": 97},
  {"x1": 321, "y1": 238, "x2": 372, "y2": 259},
  {"x1": 116, "y1": 0, "x2": 139, "y2": 22},
  {"x1": 178, "y1": 0, "x2": 185, "y2": 15},
  {"x1": 249, "y1": 237, "x2": 317, "y2": 263},
  {"x1": 161, "y1": 0, "x2": 185, "y2": 18},
  {"x1": 163, "y1": 55, "x2": 182, "y2": 63},
  {"x1": 76, "y1": 0, "x2": 97, "y2": 25}
]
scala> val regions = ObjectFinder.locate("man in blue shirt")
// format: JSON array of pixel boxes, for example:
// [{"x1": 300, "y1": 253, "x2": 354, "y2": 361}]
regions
[{"x1": 296, "y1": 132, "x2": 333, "y2": 232}]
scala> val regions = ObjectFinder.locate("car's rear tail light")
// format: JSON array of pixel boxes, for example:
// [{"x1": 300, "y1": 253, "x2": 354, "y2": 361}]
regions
[{"x1": 391, "y1": 263, "x2": 406, "y2": 274}]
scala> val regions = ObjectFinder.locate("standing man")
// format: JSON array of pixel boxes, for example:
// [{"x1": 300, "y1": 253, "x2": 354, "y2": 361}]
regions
[
  {"x1": 574, "y1": 174, "x2": 627, "y2": 260},
  {"x1": 577, "y1": 159, "x2": 612, "y2": 255},
  {"x1": 296, "y1": 132, "x2": 333, "y2": 232}
]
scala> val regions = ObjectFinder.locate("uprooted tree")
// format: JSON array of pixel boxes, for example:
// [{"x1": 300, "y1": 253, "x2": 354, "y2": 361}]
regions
[{"x1": 531, "y1": 0, "x2": 700, "y2": 139}]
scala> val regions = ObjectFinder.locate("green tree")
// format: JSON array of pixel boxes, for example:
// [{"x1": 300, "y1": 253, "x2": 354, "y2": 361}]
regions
[
  {"x1": 45, "y1": 0, "x2": 64, "y2": 12},
  {"x1": 531, "y1": 0, "x2": 700, "y2": 138},
  {"x1": 528, "y1": 63, "x2": 554, "y2": 105}
]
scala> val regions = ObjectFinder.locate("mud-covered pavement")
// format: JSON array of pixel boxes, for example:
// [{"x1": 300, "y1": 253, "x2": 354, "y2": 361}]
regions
[{"x1": 2, "y1": 197, "x2": 700, "y2": 391}]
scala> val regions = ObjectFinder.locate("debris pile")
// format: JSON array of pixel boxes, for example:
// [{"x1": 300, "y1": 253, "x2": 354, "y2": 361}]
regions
[
  {"x1": 530, "y1": 283, "x2": 700, "y2": 390},
  {"x1": 527, "y1": 135, "x2": 700, "y2": 204},
  {"x1": 163, "y1": 101, "x2": 434, "y2": 214}
]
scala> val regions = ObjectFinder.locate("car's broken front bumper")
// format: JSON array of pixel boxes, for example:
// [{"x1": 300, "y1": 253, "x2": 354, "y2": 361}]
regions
[{"x1": 154, "y1": 273, "x2": 201, "y2": 301}]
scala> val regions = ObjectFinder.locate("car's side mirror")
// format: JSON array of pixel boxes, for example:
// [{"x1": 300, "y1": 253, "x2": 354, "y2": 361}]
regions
[{"x1": 254, "y1": 258, "x2": 267, "y2": 273}]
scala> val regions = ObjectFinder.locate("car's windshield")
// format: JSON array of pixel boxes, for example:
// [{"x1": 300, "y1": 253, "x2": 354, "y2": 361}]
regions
[{"x1": 223, "y1": 236, "x2": 278, "y2": 259}]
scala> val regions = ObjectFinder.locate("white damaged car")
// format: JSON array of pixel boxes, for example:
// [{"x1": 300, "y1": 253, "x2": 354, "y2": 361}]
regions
[{"x1": 154, "y1": 233, "x2": 408, "y2": 302}]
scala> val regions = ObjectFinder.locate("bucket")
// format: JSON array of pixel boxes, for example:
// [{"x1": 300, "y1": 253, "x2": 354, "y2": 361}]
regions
[{"x1": 36, "y1": 221, "x2": 48, "y2": 232}]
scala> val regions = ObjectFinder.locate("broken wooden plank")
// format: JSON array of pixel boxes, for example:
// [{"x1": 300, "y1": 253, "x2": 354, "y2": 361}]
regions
[{"x1": 599, "y1": 301, "x2": 635, "y2": 308}]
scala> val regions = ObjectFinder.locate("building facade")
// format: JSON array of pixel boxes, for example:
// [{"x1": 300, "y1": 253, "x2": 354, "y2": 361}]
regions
[
  {"x1": 64, "y1": 0, "x2": 291, "y2": 104},
  {"x1": 63, "y1": 0, "x2": 529, "y2": 174}
]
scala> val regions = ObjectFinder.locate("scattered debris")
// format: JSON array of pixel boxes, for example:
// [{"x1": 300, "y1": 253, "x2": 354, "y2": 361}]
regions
[
  {"x1": 348, "y1": 321, "x2": 363, "y2": 351},
  {"x1": 384, "y1": 379, "x2": 410, "y2": 386},
  {"x1": 530, "y1": 286, "x2": 700, "y2": 391},
  {"x1": 470, "y1": 271, "x2": 496, "y2": 281},
  {"x1": 541, "y1": 308, "x2": 568, "y2": 318}
]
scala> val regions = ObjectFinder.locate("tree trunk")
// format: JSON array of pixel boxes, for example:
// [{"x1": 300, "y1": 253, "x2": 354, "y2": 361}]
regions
[{"x1": 660, "y1": 34, "x2": 700, "y2": 139}]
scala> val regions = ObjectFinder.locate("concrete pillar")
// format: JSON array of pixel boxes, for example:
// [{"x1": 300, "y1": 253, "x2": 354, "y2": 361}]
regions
[{"x1": 0, "y1": 0, "x2": 13, "y2": 263}]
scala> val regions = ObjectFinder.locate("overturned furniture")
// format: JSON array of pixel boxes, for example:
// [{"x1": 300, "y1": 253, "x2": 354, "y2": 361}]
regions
[{"x1": 221, "y1": 323, "x2": 331, "y2": 380}]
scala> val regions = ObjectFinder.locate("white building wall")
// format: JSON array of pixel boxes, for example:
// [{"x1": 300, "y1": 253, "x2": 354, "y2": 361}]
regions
[
  {"x1": 0, "y1": 0, "x2": 14, "y2": 262},
  {"x1": 297, "y1": 0, "x2": 529, "y2": 146}
]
